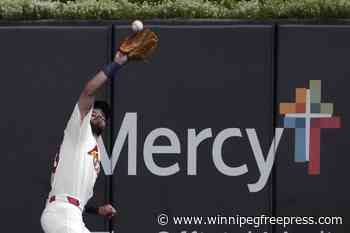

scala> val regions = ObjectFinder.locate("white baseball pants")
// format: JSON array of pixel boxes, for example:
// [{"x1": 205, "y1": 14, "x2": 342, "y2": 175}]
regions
[{"x1": 41, "y1": 201, "x2": 90, "y2": 233}]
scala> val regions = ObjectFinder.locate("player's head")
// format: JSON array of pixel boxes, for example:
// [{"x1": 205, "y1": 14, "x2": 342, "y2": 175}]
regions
[{"x1": 91, "y1": 100, "x2": 111, "y2": 136}]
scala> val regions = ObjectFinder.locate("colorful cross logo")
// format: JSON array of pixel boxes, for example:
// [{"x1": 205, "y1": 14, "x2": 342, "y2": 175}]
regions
[{"x1": 279, "y1": 80, "x2": 341, "y2": 175}]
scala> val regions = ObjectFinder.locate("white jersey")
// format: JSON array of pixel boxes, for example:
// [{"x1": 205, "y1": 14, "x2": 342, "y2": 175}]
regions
[{"x1": 49, "y1": 103, "x2": 101, "y2": 209}]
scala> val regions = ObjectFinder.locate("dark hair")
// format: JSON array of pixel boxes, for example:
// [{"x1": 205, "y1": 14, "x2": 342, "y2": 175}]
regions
[{"x1": 93, "y1": 101, "x2": 111, "y2": 120}]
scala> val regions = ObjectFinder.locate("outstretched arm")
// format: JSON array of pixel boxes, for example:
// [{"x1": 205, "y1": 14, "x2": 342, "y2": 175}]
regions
[{"x1": 78, "y1": 52, "x2": 127, "y2": 119}]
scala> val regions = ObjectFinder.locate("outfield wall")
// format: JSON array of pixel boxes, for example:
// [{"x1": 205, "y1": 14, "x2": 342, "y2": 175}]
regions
[{"x1": 0, "y1": 22, "x2": 348, "y2": 233}]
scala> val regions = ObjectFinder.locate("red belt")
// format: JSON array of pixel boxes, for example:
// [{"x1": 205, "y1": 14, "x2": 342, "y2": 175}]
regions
[{"x1": 49, "y1": 195, "x2": 81, "y2": 209}]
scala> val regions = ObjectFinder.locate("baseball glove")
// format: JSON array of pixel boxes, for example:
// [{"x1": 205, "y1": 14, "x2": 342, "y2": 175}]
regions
[{"x1": 119, "y1": 28, "x2": 159, "y2": 62}]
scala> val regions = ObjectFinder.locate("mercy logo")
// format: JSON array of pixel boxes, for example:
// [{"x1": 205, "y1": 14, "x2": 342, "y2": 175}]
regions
[
  {"x1": 279, "y1": 80, "x2": 341, "y2": 175},
  {"x1": 97, "y1": 80, "x2": 340, "y2": 192}
]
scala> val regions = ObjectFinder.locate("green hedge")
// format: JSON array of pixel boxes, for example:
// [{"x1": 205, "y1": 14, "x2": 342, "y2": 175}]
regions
[{"x1": 2, "y1": 0, "x2": 350, "y2": 20}]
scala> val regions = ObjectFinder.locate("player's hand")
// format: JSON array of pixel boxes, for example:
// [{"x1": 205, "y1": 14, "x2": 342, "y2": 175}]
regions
[
  {"x1": 114, "y1": 51, "x2": 128, "y2": 65},
  {"x1": 98, "y1": 204, "x2": 117, "y2": 219}
]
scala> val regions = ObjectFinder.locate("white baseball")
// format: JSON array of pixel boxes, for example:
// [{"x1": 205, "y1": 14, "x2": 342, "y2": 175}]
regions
[{"x1": 132, "y1": 20, "x2": 143, "y2": 32}]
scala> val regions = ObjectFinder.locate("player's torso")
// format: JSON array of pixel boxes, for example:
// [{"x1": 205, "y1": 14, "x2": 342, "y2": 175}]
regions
[{"x1": 50, "y1": 129, "x2": 101, "y2": 207}]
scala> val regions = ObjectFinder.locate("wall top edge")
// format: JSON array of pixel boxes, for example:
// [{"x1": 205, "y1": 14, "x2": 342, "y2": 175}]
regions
[{"x1": 2, "y1": 19, "x2": 350, "y2": 26}]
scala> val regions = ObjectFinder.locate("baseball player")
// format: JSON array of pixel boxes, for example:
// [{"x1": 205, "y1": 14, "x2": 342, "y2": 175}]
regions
[
  {"x1": 40, "y1": 50, "x2": 127, "y2": 233},
  {"x1": 40, "y1": 27, "x2": 158, "y2": 233}
]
